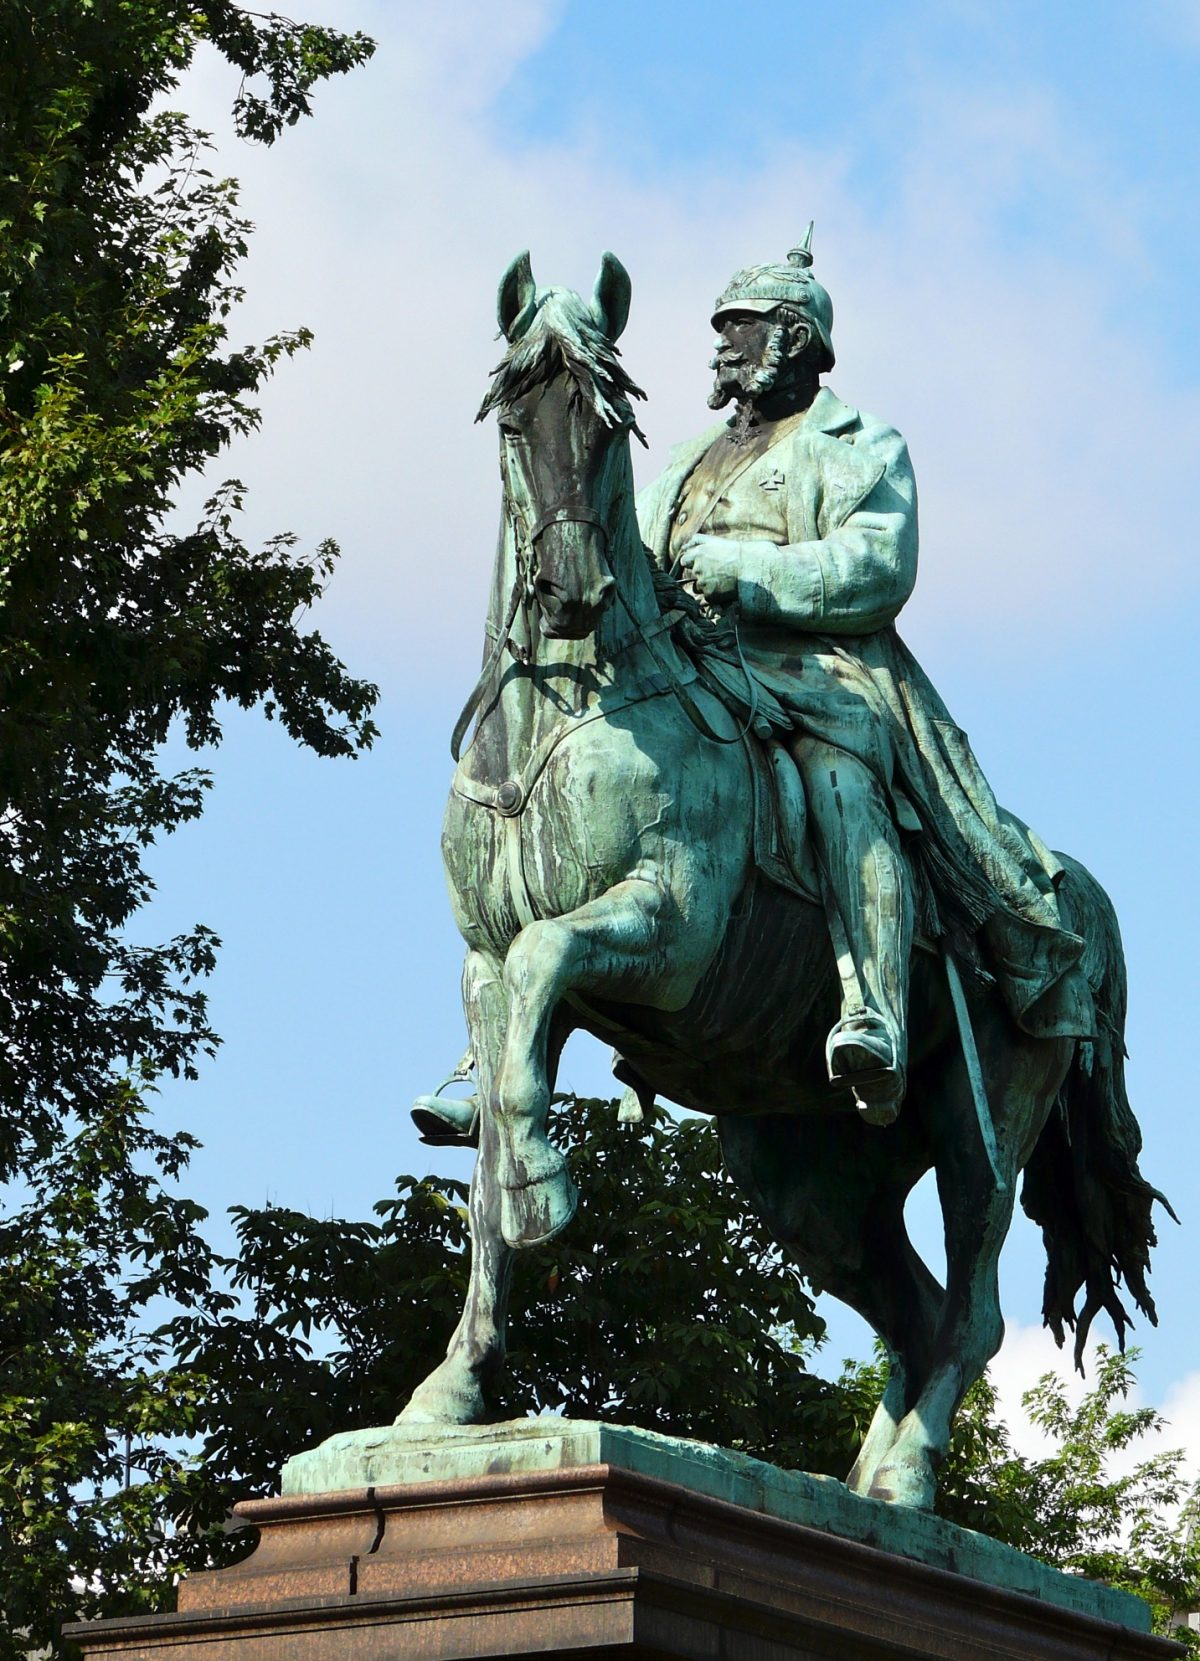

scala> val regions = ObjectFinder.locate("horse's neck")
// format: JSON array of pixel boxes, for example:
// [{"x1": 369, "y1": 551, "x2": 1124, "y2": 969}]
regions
[
  {"x1": 468, "y1": 440, "x2": 669, "y2": 779},
  {"x1": 593, "y1": 442, "x2": 661, "y2": 658}
]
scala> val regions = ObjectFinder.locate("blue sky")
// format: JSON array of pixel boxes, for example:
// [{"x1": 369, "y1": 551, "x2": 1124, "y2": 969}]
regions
[
  {"x1": 152, "y1": 0, "x2": 1200, "y2": 1455},
  {"x1": 505, "y1": 0, "x2": 1200, "y2": 364}
]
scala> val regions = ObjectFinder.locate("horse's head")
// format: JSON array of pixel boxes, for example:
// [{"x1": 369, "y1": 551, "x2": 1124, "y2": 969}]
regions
[{"x1": 478, "y1": 250, "x2": 645, "y2": 640}]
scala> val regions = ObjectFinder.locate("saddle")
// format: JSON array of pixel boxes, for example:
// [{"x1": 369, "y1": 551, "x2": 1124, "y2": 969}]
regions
[
  {"x1": 748, "y1": 736, "x2": 821, "y2": 905},
  {"x1": 669, "y1": 601, "x2": 819, "y2": 907}
]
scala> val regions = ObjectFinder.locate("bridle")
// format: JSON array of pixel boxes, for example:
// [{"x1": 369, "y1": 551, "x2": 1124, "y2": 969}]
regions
[
  {"x1": 528, "y1": 500, "x2": 608, "y2": 546},
  {"x1": 450, "y1": 448, "x2": 615, "y2": 761},
  {"x1": 450, "y1": 424, "x2": 758, "y2": 763}
]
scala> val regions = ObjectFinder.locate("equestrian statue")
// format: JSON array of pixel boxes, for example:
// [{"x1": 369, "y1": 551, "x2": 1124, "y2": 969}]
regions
[{"x1": 399, "y1": 234, "x2": 1169, "y2": 1510}]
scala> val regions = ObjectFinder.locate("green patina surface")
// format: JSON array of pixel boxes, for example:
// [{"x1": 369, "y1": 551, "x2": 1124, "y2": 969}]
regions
[
  {"x1": 396, "y1": 244, "x2": 1166, "y2": 1516},
  {"x1": 282, "y1": 1416, "x2": 1150, "y2": 1634}
]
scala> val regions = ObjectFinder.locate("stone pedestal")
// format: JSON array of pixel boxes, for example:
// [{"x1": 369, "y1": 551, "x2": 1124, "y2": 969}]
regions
[{"x1": 65, "y1": 1419, "x2": 1182, "y2": 1661}]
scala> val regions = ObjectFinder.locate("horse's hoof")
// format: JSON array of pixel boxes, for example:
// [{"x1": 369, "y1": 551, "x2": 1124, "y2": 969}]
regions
[
  {"x1": 500, "y1": 1168, "x2": 578, "y2": 1248},
  {"x1": 866, "y1": 1461, "x2": 935, "y2": 1510},
  {"x1": 395, "y1": 1365, "x2": 485, "y2": 1426}
]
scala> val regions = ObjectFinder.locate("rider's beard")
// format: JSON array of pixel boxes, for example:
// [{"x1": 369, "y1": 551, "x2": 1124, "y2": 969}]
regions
[
  {"x1": 707, "y1": 350, "x2": 745, "y2": 411},
  {"x1": 707, "y1": 324, "x2": 788, "y2": 411}
]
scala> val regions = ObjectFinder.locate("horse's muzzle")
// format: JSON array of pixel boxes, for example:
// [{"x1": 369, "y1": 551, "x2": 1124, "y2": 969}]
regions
[{"x1": 534, "y1": 569, "x2": 615, "y2": 639}]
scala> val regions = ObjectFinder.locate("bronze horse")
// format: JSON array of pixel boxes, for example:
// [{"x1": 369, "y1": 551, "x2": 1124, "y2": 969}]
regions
[{"x1": 399, "y1": 251, "x2": 1167, "y2": 1509}]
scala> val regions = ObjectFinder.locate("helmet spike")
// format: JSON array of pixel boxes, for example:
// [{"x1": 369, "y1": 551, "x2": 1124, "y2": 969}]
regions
[{"x1": 788, "y1": 221, "x2": 815, "y2": 269}]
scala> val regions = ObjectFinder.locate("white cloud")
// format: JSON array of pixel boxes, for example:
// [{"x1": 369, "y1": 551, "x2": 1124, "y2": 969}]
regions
[
  {"x1": 990, "y1": 1320, "x2": 1200, "y2": 1496},
  {"x1": 1162, "y1": 1370, "x2": 1200, "y2": 1474},
  {"x1": 987, "y1": 1320, "x2": 1092, "y2": 1461},
  {"x1": 171, "y1": 0, "x2": 1200, "y2": 688}
]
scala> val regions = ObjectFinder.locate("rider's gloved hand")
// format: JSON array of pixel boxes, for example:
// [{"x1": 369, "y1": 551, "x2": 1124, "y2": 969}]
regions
[{"x1": 679, "y1": 534, "x2": 778, "y2": 603}]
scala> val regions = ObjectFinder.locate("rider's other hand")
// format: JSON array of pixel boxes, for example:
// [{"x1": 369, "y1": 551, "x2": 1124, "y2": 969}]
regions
[{"x1": 679, "y1": 535, "x2": 740, "y2": 600}]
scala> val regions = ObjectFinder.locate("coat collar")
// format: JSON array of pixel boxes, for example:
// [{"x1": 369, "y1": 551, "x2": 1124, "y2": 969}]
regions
[
  {"x1": 803, "y1": 384, "x2": 859, "y2": 436},
  {"x1": 664, "y1": 386, "x2": 858, "y2": 462},
  {"x1": 642, "y1": 389, "x2": 866, "y2": 561}
]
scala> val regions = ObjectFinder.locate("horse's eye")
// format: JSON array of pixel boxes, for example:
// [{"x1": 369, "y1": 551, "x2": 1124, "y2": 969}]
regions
[{"x1": 498, "y1": 419, "x2": 522, "y2": 440}]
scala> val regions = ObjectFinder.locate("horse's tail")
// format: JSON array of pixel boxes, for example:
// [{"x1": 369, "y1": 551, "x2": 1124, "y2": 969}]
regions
[{"x1": 1020, "y1": 854, "x2": 1176, "y2": 1370}]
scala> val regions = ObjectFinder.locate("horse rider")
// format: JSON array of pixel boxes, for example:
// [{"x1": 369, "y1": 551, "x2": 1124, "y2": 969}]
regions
[{"x1": 635, "y1": 229, "x2": 1095, "y2": 1123}]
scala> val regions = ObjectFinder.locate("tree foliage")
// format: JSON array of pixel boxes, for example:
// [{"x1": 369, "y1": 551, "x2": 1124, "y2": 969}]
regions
[
  {"x1": 0, "y1": 0, "x2": 377, "y2": 1179},
  {"x1": 170, "y1": 1099, "x2": 857, "y2": 1549},
  {"x1": 0, "y1": 1098, "x2": 219, "y2": 1644},
  {"x1": 0, "y1": 4, "x2": 376, "y2": 1653}
]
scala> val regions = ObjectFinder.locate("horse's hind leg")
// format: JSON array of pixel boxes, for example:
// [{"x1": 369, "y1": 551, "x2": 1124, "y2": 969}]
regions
[
  {"x1": 845, "y1": 1222, "x2": 944, "y2": 1498},
  {"x1": 717, "y1": 1114, "x2": 942, "y2": 1495},
  {"x1": 397, "y1": 948, "x2": 514, "y2": 1424},
  {"x1": 868, "y1": 1024, "x2": 1070, "y2": 1507},
  {"x1": 493, "y1": 875, "x2": 707, "y2": 1247}
]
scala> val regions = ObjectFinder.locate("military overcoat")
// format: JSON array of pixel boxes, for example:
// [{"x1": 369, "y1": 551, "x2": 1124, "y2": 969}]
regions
[{"x1": 636, "y1": 387, "x2": 1093, "y2": 1040}]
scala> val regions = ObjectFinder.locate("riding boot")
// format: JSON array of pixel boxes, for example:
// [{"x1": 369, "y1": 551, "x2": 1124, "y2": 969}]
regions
[{"x1": 796, "y1": 743, "x2": 914, "y2": 1125}]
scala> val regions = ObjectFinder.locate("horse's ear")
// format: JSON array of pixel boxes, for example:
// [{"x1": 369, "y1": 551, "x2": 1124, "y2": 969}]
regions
[
  {"x1": 497, "y1": 249, "x2": 537, "y2": 342},
  {"x1": 591, "y1": 250, "x2": 631, "y2": 341}
]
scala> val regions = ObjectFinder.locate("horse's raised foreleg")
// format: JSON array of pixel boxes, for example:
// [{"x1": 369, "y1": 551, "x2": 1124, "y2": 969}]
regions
[
  {"x1": 494, "y1": 873, "x2": 697, "y2": 1248},
  {"x1": 866, "y1": 1025, "x2": 1071, "y2": 1507},
  {"x1": 397, "y1": 948, "x2": 514, "y2": 1424}
]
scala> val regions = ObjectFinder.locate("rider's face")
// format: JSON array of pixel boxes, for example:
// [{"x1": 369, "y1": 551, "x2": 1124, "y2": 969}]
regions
[{"x1": 710, "y1": 311, "x2": 776, "y2": 401}]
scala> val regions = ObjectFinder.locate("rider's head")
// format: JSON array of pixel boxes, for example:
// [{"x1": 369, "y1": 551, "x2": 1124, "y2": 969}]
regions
[{"x1": 707, "y1": 224, "x2": 834, "y2": 412}]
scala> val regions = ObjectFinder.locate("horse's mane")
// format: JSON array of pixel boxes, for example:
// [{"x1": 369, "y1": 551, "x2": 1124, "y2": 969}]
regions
[{"x1": 477, "y1": 289, "x2": 647, "y2": 444}]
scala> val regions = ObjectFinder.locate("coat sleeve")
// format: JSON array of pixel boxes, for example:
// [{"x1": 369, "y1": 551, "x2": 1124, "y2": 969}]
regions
[{"x1": 735, "y1": 426, "x2": 918, "y2": 635}]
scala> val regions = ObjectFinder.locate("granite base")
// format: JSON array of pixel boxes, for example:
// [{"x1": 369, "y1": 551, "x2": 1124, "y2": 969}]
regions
[{"x1": 65, "y1": 1418, "x2": 1182, "y2": 1661}]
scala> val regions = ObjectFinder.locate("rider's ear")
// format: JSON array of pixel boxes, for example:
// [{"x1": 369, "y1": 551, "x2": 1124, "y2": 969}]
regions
[
  {"x1": 788, "y1": 314, "x2": 814, "y2": 358},
  {"x1": 497, "y1": 250, "x2": 537, "y2": 342},
  {"x1": 591, "y1": 250, "x2": 631, "y2": 342}
]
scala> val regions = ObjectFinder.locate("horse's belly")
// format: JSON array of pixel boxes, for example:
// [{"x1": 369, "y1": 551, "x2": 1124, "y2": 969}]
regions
[{"x1": 571, "y1": 871, "x2": 835, "y2": 1112}]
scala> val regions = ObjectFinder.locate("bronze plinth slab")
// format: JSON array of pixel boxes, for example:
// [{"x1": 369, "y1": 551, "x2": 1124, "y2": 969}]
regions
[{"x1": 65, "y1": 1422, "x2": 1181, "y2": 1661}]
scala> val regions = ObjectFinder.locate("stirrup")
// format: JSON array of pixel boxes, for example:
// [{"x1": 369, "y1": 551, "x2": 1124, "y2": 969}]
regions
[
  {"x1": 826, "y1": 1020, "x2": 905, "y2": 1128},
  {"x1": 411, "y1": 1051, "x2": 479, "y2": 1147}
]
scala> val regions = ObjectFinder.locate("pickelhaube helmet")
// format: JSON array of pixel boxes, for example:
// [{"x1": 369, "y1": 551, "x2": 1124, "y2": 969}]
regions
[{"x1": 711, "y1": 223, "x2": 835, "y2": 369}]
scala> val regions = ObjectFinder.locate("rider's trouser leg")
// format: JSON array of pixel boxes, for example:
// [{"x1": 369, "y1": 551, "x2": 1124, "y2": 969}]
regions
[{"x1": 791, "y1": 738, "x2": 913, "y2": 1089}]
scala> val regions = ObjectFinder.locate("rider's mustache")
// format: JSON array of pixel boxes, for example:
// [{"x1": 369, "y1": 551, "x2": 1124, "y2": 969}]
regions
[
  {"x1": 710, "y1": 346, "x2": 747, "y2": 371},
  {"x1": 709, "y1": 344, "x2": 758, "y2": 410}
]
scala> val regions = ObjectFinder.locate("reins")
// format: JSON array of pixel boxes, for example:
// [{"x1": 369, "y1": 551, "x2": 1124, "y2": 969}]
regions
[
  {"x1": 619, "y1": 557, "x2": 762, "y2": 747},
  {"x1": 451, "y1": 451, "x2": 620, "y2": 764},
  {"x1": 451, "y1": 430, "x2": 763, "y2": 767},
  {"x1": 450, "y1": 574, "x2": 523, "y2": 763},
  {"x1": 450, "y1": 448, "x2": 537, "y2": 763}
]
